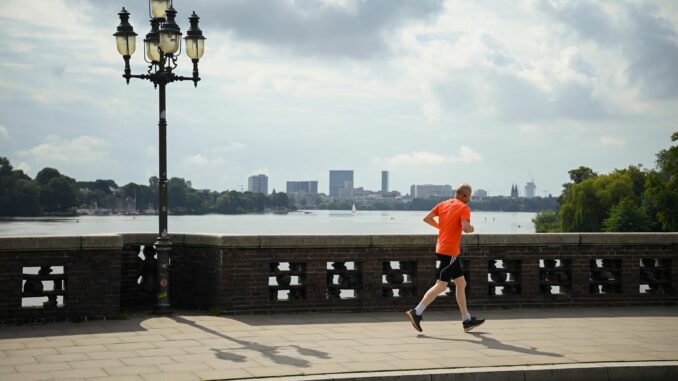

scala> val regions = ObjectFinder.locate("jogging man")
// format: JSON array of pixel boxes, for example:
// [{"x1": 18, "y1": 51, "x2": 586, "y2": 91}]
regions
[{"x1": 406, "y1": 183, "x2": 485, "y2": 332}]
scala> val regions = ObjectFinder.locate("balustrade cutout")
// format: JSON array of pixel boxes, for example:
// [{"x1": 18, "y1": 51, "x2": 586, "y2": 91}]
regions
[
  {"x1": 326, "y1": 261, "x2": 361, "y2": 299},
  {"x1": 269, "y1": 262, "x2": 306, "y2": 301},
  {"x1": 539, "y1": 259, "x2": 572, "y2": 295},
  {"x1": 22, "y1": 266, "x2": 65, "y2": 308},
  {"x1": 488, "y1": 259, "x2": 521, "y2": 296},
  {"x1": 590, "y1": 259, "x2": 622, "y2": 294},
  {"x1": 640, "y1": 258, "x2": 672, "y2": 294},
  {"x1": 382, "y1": 261, "x2": 416, "y2": 298}
]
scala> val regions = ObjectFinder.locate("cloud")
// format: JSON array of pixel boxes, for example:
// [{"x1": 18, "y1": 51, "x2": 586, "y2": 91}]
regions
[
  {"x1": 16, "y1": 162, "x2": 31, "y2": 172},
  {"x1": 0, "y1": 124, "x2": 8, "y2": 140},
  {"x1": 182, "y1": 154, "x2": 225, "y2": 167},
  {"x1": 383, "y1": 147, "x2": 481, "y2": 167},
  {"x1": 539, "y1": 1, "x2": 678, "y2": 100},
  {"x1": 600, "y1": 136, "x2": 625, "y2": 147},
  {"x1": 210, "y1": 141, "x2": 247, "y2": 154},
  {"x1": 18, "y1": 135, "x2": 109, "y2": 162},
  {"x1": 183, "y1": 0, "x2": 444, "y2": 58}
]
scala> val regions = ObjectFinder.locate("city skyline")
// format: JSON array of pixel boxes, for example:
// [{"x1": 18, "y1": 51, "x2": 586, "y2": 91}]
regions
[{"x1": 0, "y1": 1, "x2": 676, "y2": 197}]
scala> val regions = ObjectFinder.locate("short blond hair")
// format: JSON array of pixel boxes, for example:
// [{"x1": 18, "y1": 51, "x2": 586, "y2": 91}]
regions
[{"x1": 456, "y1": 183, "x2": 472, "y2": 196}]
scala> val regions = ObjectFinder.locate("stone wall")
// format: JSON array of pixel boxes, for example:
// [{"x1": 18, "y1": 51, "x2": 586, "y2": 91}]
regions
[
  {"x1": 0, "y1": 236, "x2": 122, "y2": 324},
  {"x1": 0, "y1": 233, "x2": 676, "y2": 323}
]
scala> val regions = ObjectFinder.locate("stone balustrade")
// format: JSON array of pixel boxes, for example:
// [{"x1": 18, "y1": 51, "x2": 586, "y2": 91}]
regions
[{"x1": 0, "y1": 233, "x2": 676, "y2": 324}]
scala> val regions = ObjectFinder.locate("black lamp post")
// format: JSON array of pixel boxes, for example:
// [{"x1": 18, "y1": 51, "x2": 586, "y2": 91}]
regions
[{"x1": 115, "y1": 1, "x2": 206, "y2": 314}]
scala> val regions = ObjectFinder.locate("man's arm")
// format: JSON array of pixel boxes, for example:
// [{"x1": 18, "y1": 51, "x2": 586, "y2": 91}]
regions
[
  {"x1": 423, "y1": 210, "x2": 439, "y2": 229},
  {"x1": 462, "y1": 220, "x2": 474, "y2": 233}
]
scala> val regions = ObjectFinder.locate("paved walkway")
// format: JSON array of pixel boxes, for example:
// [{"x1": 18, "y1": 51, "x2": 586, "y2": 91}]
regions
[{"x1": 1, "y1": 307, "x2": 677, "y2": 380}]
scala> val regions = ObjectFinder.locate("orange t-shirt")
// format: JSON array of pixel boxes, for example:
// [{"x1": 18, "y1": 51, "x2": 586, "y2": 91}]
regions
[{"x1": 432, "y1": 198, "x2": 471, "y2": 256}]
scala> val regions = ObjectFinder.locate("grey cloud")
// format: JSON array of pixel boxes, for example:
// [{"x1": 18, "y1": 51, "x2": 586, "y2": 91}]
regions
[
  {"x1": 196, "y1": 0, "x2": 443, "y2": 58},
  {"x1": 92, "y1": 0, "x2": 443, "y2": 58},
  {"x1": 481, "y1": 35, "x2": 517, "y2": 68},
  {"x1": 433, "y1": 69, "x2": 607, "y2": 123},
  {"x1": 624, "y1": 4, "x2": 678, "y2": 100},
  {"x1": 539, "y1": 1, "x2": 620, "y2": 44},
  {"x1": 540, "y1": 1, "x2": 678, "y2": 100}
]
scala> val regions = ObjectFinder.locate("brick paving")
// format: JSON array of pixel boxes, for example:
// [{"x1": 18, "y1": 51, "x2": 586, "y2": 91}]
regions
[{"x1": 0, "y1": 307, "x2": 677, "y2": 380}]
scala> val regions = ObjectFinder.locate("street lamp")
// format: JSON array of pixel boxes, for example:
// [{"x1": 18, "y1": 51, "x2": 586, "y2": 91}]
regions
[{"x1": 114, "y1": 1, "x2": 206, "y2": 314}]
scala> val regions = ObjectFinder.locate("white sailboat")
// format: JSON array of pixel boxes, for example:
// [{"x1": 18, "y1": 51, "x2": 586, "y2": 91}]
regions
[{"x1": 352, "y1": 204, "x2": 357, "y2": 215}]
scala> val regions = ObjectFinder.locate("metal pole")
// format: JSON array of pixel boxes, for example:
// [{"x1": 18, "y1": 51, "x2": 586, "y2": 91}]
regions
[{"x1": 154, "y1": 54, "x2": 172, "y2": 315}]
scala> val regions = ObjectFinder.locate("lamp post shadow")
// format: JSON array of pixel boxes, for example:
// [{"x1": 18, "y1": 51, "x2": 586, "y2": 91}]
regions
[{"x1": 171, "y1": 316, "x2": 331, "y2": 367}]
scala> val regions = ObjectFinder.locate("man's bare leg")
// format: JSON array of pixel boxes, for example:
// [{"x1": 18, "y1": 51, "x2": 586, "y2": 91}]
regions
[
  {"x1": 418, "y1": 280, "x2": 449, "y2": 310},
  {"x1": 405, "y1": 280, "x2": 447, "y2": 332},
  {"x1": 453, "y1": 276, "x2": 469, "y2": 319}
]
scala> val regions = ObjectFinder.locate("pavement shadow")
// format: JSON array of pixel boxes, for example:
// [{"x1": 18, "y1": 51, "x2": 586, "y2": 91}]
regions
[
  {"x1": 232, "y1": 306, "x2": 678, "y2": 326},
  {"x1": 171, "y1": 316, "x2": 331, "y2": 367},
  {"x1": 418, "y1": 332, "x2": 563, "y2": 358}
]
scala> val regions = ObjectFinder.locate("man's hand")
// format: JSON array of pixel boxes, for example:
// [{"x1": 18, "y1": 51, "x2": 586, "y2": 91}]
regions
[
  {"x1": 423, "y1": 210, "x2": 439, "y2": 229},
  {"x1": 462, "y1": 220, "x2": 474, "y2": 233}
]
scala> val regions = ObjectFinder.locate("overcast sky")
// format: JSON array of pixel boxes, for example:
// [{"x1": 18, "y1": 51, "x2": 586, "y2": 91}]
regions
[{"x1": 1, "y1": 0, "x2": 676, "y2": 197}]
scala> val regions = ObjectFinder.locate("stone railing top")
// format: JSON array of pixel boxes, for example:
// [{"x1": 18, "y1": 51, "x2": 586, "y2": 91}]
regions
[
  {"x1": 0, "y1": 233, "x2": 676, "y2": 251},
  {"x1": 0, "y1": 234, "x2": 123, "y2": 252}
]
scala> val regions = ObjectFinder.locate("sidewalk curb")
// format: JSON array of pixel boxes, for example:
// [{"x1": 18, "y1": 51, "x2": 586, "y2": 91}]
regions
[{"x1": 242, "y1": 361, "x2": 678, "y2": 381}]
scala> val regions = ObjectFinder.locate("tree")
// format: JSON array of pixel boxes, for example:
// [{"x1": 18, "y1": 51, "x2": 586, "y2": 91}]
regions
[
  {"x1": 533, "y1": 210, "x2": 560, "y2": 232},
  {"x1": 41, "y1": 176, "x2": 80, "y2": 213},
  {"x1": 565, "y1": 166, "x2": 597, "y2": 186},
  {"x1": 167, "y1": 177, "x2": 188, "y2": 211},
  {"x1": 559, "y1": 168, "x2": 641, "y2": 232},
  {"x1": 603, "y1": 197, "x2": 652, "y2": 232},
  {"x1": 644, "y1": 131, "x2": 678, "y2": 231},
  {"x1": 35, "y1": 167, "x2": 61, "y2": 185}
]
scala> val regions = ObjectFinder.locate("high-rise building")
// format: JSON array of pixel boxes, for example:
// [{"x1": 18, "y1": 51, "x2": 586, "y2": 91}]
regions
[
  {"x1": 473, "y1": 189, "x2": 488, "y2": 198},
  {"x1": 286, "y1": 181, "x2": 319, "y2": 207},
  {"x1": 248, "y1": 174, "x2": 268, "y2": 194},
  {"x1": 286, "y1": 181, "x2": 318, "y2": 195},
  {"x1": 329, "y1": 170, "x2": 354, "y2": 199},
  {"x1": 381, "y1": 171, "x2": 389, "y2": 194},
  {"x1": 525, "y1": 181, "x2": 536, "y2": 198},
  {"x1": 410, "y1": 184, "x2": 453, "y2": 199}
]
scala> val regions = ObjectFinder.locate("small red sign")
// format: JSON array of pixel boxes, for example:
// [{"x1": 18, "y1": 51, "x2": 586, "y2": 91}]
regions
[{"x1": 160, "y1": 279, "x2": 168, "y2": 287}]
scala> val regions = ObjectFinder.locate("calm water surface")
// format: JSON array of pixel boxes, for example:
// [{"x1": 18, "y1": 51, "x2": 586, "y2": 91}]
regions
[{"x1": 0, "y1": 210, "x2": 535, "y2": 236}]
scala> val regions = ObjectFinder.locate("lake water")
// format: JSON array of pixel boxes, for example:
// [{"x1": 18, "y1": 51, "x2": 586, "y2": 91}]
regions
[{"x1": 0, "y1": 210, "x2": 536, "y2": 236}]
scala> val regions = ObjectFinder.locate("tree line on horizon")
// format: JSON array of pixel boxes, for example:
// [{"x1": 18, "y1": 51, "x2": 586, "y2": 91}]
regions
[
  {"x1": 0, "y1": 157, "x2": 292, "y2": 216},
  {"x1": 533, "y1": 132, "x2": 678, "y2": 233},
  {"x1": 1, "y1": 155, "x2": 560, "y2": 217}
]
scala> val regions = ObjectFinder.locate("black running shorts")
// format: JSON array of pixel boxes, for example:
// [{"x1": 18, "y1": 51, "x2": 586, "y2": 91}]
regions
[{"x1": 436, "y1": 254, "x2": 463, "y2": 282}]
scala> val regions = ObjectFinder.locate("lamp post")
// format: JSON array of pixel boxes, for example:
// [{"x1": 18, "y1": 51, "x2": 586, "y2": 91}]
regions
[{"x1": 115, "y1": 1, "x2": 205, "y2": 314}]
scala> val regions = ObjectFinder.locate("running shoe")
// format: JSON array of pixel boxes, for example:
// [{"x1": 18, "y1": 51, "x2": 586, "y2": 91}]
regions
[
  {"x1": 405, "y1": 309, "x2": 423, "y2": 332},
  {"x1": 463, "y1": 316, "x2": 485, "y2": 332}
]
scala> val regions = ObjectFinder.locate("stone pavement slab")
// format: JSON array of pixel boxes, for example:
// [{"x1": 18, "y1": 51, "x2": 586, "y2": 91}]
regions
[{"x1": 0, "y1": 307, "x2": 677, "y2": 380}]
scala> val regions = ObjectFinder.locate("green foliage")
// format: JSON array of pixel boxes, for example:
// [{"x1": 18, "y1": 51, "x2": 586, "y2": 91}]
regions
[
  {"x1": 0, "y1": 157, "x2": 295, "y2": 216},
  {"x1": 643, "y1": 132, "x2": 678, "y2": 231},
  {"x1": 602, "y1": 197, "x2": 652, "y2": 232},
  {"x1": 35, "y1": 167, "x2": 61, "y2": 185},
  {"x1": 554, "y1": 132, "x2": 677, "y2": 232},
  {"x1": 0, "y1": 158, "x2": 42, "y2": 216},
  {"x1": 41, "y1": 176, "x2": 80, "y2": 213},
  {"x1": 560, "y1": 168, "x2": 641, "y2": 232},
  {"x1": 533, "y1": 210, "x2": 561, "y2": 232},
  {"x1": 567, "y1": 166, "x2": 598, "y2": 185}
]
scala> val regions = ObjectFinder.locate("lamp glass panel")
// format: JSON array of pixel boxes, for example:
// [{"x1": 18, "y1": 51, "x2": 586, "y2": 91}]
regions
[
  {"x1": 159, "y1": 31, "x2": 180, "y2": 54},
  {"x1": 116, "y1": 35, "x2": 136, "y2": 56},
  {"x1": 145, "y1": 40, "x2": 161, "y2": 62},
  {"x1": 150, "y1": 0, "x2": 171, "y2": 19},
  {"x1": 186, "y1": 39, "x2": 204, "y2": 60}
]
